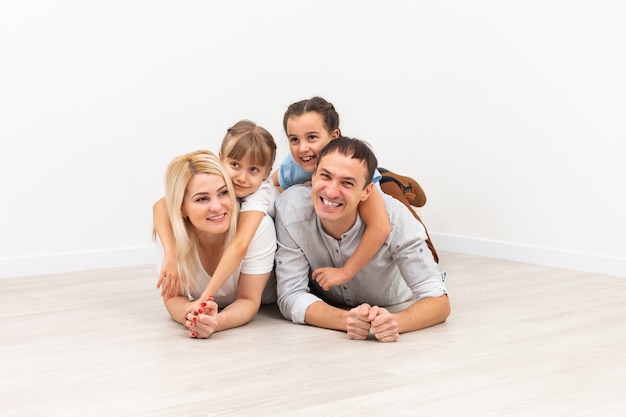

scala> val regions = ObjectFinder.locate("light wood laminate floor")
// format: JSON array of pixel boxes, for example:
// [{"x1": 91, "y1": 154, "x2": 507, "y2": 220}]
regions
[{"x1": 1, "y1": 251, "x2": 625, "y2": 416}]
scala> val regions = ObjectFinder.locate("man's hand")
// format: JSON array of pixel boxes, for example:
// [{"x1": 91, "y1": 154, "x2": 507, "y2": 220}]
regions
[
  {"x1": 369, "y1": 306, "x2": 399, "y2": 343},
  {"x1": 346, "y1": 304, "x2": 373, "y2": 340}
]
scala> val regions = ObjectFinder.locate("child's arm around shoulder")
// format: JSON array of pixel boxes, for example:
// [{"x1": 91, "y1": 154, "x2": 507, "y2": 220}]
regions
[
  {"x1": 311, "y1": 186, "x2": 390, "y2": 290},
  {"x1": 153, "y1": 196, "x2": 185, "y2": 298},
  {"x1": 271, "y1": 170, "x2": 285, "y2": 193},
  {"x1": 195, "y1": 210, "x2": 266, "y2": 303}
]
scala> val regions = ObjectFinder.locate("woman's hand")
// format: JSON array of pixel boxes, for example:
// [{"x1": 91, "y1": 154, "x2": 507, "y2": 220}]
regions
[
  {"x1": 183, "y1": 296, "x2": 209, "y2": 318},
  {"x1": 185, "y1": 298, "x2": 219, "y2": 339}
]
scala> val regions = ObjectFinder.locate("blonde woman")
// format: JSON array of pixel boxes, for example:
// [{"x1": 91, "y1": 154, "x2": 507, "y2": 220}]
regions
[{"x1": 156, "y1": 150, "x2": 276, "y2": 338}]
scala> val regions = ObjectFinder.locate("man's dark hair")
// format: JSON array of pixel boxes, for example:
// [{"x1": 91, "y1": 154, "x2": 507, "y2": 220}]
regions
[{"x1": 317, "y1": 137, "x2": 378, "y2": 188}]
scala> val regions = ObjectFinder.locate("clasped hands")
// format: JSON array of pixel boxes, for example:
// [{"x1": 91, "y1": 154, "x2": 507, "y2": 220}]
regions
[
  {"x1": 346, "y1": 304, "x2": 399, "y2": 343},
  {"x1": 184, "y1": 297, "x2": 219, "y2": 339}
]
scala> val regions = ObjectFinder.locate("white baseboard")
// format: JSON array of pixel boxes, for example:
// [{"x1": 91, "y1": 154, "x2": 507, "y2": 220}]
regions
[
  {"x1": 432, "y1": 233, "x2": 626, "y2": 279},
  {"x1": 0, "y1": 246, "x2": 157, "y2": 279},
  {"x1": 2, "y1": 237, "x2": 625, "y2": 280}
]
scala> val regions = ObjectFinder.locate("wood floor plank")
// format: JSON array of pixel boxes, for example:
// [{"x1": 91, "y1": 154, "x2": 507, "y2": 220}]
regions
[{"x1": 1, "y1": 252, "x2": 625, "y2": 416}]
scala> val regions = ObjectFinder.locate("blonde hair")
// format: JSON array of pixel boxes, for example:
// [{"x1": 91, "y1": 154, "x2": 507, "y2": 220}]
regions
[{"x1": 163, "y1": 150, "x2": 238, "y2": 291}]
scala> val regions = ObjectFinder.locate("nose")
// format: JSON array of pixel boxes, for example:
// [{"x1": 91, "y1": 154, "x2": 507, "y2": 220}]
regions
[
  {"x1": 325, "y1": 180, "x2": 341, "y2": 198},
  {"x1": 234, "y1": 171, "x2": 246, "y2": 183},
  {"x1": 208, "y1": 198, "x2": 222, "y2": 212},
  {"x1": 298, "y1": 141, "x2": 311, "y2": 154}
]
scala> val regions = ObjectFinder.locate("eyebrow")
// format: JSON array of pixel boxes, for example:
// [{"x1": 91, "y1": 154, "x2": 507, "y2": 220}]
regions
[
  {"x1": 191, "y1": 184, "x2": 228, "y2": 198},
  {"x1": 319, "y1": 168, "x2": 358, "y2": 184},
  {"x1": 288, "y1": 130, "x2": 320, "y2": 137}
]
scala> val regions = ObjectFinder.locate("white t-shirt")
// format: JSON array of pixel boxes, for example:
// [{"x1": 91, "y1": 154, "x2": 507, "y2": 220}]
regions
[
  {"x1": 239, "y1": 178, "x2": 277, "y2": 218},
  {"x1": 156, "y1": 214, "x2": 276, "y2": 306}
]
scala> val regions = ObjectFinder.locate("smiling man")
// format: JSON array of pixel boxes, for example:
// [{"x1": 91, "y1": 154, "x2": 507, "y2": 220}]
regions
[{"x1": 274, "y1": 137, "x2": 450, "y2": 342}]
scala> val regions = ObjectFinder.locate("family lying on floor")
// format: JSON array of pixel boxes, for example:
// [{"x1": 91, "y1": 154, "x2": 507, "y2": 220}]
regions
[{"x1": 153, "y1": 97, "x2": 449, "y2": 342}]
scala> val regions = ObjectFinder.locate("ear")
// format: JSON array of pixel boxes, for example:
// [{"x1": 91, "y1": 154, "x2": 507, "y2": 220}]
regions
[
  {"x1": 218, "y1": 151, "x2": 223, "y2": 159},
  {"x1": 360, "y1": 182, "x2": 375, "y2": 202},
  {"x1": 330, "y1": 128, "x2": 340, "y2": 139}
]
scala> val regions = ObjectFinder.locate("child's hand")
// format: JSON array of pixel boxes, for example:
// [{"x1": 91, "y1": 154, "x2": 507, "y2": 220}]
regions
[
  {"x1": 312, "y1": 266, "x2": 352, "y2": 291},
  {"x1": 156, "y1": 255, "x2": 185, "y2": 299}
]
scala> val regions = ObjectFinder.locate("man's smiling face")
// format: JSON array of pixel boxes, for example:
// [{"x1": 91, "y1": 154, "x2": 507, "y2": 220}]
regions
[{"x1": 310, "y1": 150, "x2": 373, "y2": 238}]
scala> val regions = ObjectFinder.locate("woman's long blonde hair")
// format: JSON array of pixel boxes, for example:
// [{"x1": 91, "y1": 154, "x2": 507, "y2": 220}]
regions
[{"x1": 163, "y1": 150, "x2": 238, "y2": 291}]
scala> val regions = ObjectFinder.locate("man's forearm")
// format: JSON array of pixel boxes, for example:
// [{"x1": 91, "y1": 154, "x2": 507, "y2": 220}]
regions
[
  {"x1": 304, "y1": 301, "x2": 349, "y2": 331},
  {"x1": 395, "y1": 294, "x2": 450, "y2": 333}
]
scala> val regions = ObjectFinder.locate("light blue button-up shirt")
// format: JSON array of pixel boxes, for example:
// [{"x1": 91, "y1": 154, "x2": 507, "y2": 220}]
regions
[{"x1": 275, "y1": 184, "x2": 447, "y2": 324}]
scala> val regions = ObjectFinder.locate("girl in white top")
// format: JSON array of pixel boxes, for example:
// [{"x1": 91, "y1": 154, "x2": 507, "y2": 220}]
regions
[{"x1": 156, "y1": 149, "x2": 275, "y2": 338}]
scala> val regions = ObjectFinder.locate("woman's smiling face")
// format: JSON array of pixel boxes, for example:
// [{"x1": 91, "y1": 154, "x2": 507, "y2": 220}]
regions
[{"x1": 181, "y1": 173, "x2": 233, "y2": 236}]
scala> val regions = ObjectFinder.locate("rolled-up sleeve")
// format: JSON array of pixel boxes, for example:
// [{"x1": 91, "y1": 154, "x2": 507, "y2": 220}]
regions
[
  {"x1": 274, "y1": 186, "x2": 327, "y2": 324},
  {"x1": 274, "y1": 217, "x2": 322, "y2": 324},
  {"x1": 389, "y1": 202, "x2": 448, "y2": 300}
]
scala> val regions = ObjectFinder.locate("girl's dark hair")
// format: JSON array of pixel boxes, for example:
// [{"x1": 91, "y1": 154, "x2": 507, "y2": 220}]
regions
[
  {"x1": 282, "y1": 96, "x2": 340, "y2": 135},
  {"x1": 317, "y1": 136, "x2": 378, "y2": 188}
]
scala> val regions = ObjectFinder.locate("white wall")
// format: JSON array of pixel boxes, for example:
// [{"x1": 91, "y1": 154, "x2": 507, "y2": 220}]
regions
[{"x1": 1, "y1": 1, "x2": 625, "y2": 278}]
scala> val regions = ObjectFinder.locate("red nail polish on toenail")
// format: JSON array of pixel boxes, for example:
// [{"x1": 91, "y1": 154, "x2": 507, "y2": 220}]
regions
[
  {"x1": 190, "y1": 332, "x2": 196, "y2": 337},
  {"x1": 193, "y1": 317, "x2": 198, "y2": 322},
  {"x1": 201, "y1": 302, "x2": 207, "y2": 307},
  {"x1": 198, "y1": 309, "x2": 203, "y2": 314},
  {"x1": 207, "y1": 296, "x2": 214, "y2": 301}
]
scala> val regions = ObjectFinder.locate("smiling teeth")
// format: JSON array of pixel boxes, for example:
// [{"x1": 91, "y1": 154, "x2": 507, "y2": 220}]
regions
[
  {"x1": 301, "y1": 156, "x2": 315, "y2": 162},
  {"x1": 322, "y1": 198, "x2": 340, "y2": 208},
  {"x1": 208, "y1": 214, "x2": 226, "y2": 221}
]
